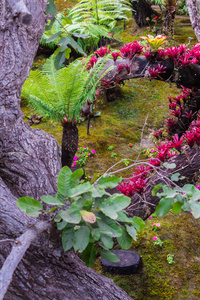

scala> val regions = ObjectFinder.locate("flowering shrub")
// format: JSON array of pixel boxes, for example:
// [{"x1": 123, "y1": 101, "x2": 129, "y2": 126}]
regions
[
  {"x1": 152, "y1": 236, "x2": 163, "y2": 247},
  {"x1": 120, "y1": 41, "x2": 143, "y2": 59},
  {"x1": 72, "y1": 147, "x2": 96, "y2": 167},
  {"x1": 95, "y1": 46, "x2": 110, "y2": 57},
  {"x1": 152, "y1": 222, "x2": 161, "y2": 231}
]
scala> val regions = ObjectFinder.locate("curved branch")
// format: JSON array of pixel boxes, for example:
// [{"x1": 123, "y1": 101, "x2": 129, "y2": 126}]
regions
[{"x1": 0, "y1": 221, "x2": 51, "y2": 300}]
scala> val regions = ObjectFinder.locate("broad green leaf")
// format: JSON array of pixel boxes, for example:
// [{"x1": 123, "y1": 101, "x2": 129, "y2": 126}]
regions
[
  {"x1": 182, "y1": 184, "x2": 194, "y2": 193},
  {"x1": 132, "y1": 216, "x2": 145, "y2": 231},
  {"x1": 156, "y1": 197, "x2": 173, "y2": 216},
  {"x1": 171, "y1": 173, "x2": 181, "y2": 182},
  {"x1": 17, "y1": 197, "x2": 43, "y2": 214},
  {"x1": 46, "y1": 0, "x2": 57, "y2": 15},
  {"x1": 101, "y1": 194, "x2": 131, "y2": 219},
  {"x1": 25, "y1": 209, "x2": 41, "y2": 217},
  {"x1": 57, "y1": 166, "x2": 72, "y2": 197},
  {"x1": 74, "y1": 226, "x2": 90, "y2": 252},
  {"x1": 68, "y1": 182, "x2": 94, "y2": 198},
  {"x1": 62, "y1": 224, "x2": 75, "y2": 251},
  {"x1": 80, "y1": 210, "x2": 96, "y2": 223},
  {"x1": 152, "y1": 184, "x2": 163, "y2": 196},
  {"x1": 117, "y1": 226, "x2": 132, "y2": 249},
  {"x1": 70, "y1": 168, "x2": 84, "y2": 184},
  {"x1": 190, "y1": 202, "x2": 200, "y2": 218},
  {"x1": 125, "y1": 225, "x2": 137, "y2": 241},
  {"x1": 91, "y1": 229, "x2": 101, "y2": 241},
  {"x1": 163, "y1": 162, "x2": 176, "y2": 169},
  {"x1": 41, "y1": 195, "x2": 64, "y2": 206},
  {"x1": 81, "y1": 243, "x2": 96, "y2": 267},
  {"x1": 96, "y1": 212, "x2": 122, "y2": 237},
  {"x1": 98, "y1": 175, "x2": 122, "y2": 189},
  {"x1": 172, "y1": 201, "x2": 183, "y2": 214},
  {"x1": 54, "y1": 51, "x2": 65, "y2": 70},
  {"x1": 59, "y1": 206, "x2": 81, "y2": 224},
  {"x1": 100, "y1": 234, "x2": 114, "y2": 249},
  {"x1": 100, "y1": 249, "x2": 120, "y2": 262},
  {"x1": 83, "y1": 198, "x2": 93, "y2": 211},
  {"x1": 94, "y1": 196, "x2": 106, "y2": 209},
  {"x1": 46, "y1": 31, "x2": 62, "y2": 43},
  {"x1": 45, "y1": 18, "x2": 56, "y2": 31},
  {"x1": 57, "y1": 220, "x2": 67, "y2": 230},
  {"x1": 54, "y1": 213, "x2": 62, "y2": 223},
  {"x1": 116, "y1": 211, "x2": 132, "y2": 223}
]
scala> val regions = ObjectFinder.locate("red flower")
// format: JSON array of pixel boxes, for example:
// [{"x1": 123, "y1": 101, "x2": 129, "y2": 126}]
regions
[
  {"x1": 95, "y1": 46, "x2": 110, "y2": 57},
  {"x1": 183, "y1": 131, "x2": 195, "y2": 148},
  {"x1": 120, "y1": 41, "x2": 143, "y2": 59},
  {"x1": 153, "y1": 129, "x2": 163, "y2": 139},
  {"x1": 148, "y1": 64, "x2": 166, "y2": 79},
  {"x1": 86, "y1": 55, "x2": 97, "y2": 70},
  {"x1": 111, "y1": 52, "x2": 121, "y2": 62},
  {"x1": 148, "y1": 158, "x2": 161, "y2": 167},
  {"x1": 166, "y1": 118, "x2": 177, "y2": 134},
  {"x1": 132, "y1": 164, "x2": 151, "y2": 179},
  {"x1": 171, "y1": 134, "x2": 183, "y2": 152},
  {"x1": 129, "y1": 143, "x2": 133, "y2": 147},
  {"x1": 117, "y1": 64, "x2": 125, "y2": 73}
]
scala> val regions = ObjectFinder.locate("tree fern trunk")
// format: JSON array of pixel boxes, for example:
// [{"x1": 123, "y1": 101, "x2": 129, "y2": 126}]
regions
[{"x1": 61, "y1": 121, "x2": 79, "y2": 167}]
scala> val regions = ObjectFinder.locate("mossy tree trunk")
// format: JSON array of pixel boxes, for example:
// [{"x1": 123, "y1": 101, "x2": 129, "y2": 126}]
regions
[
  {"x1": 162, "y1": 0, "x2": 176, "y2": 36},
  {"x1": 0, "y1": 1, "x2": 133, "y2": 299}
]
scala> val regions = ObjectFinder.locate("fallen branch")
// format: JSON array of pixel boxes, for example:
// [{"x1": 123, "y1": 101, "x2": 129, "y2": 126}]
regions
[{"x1": 0, "y1": 221, "x2": 51, "y2": 300}]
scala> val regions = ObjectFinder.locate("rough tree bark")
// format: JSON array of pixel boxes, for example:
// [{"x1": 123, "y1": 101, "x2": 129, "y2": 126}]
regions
[
  {"x1": 0, "y1": 0, "x2": 133, "y2": 299},
  {"x1": 186, "y1": 0, "x2": 200, "y2": 42},
  {"x1": 130, "y1": 0, "x2": 154, "y2": 27},
  {"x1": 162, "y1": 0, "x2": 176, "y2": 36}
]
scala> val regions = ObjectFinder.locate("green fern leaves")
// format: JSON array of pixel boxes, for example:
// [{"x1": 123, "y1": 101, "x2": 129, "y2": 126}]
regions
[{"x1": 21, "y1": 56, "x2": 112, "y2": 123}]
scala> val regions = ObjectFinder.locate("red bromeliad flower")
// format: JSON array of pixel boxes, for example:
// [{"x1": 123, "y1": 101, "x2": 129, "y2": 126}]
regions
[
  {"x1": 148, "y1": 157, "x2": 161, "y2": 167},
  {"x1": 168, "y1": 150, "x2": 178, "y2": 158},
  {"x1": 169, "y1": 101, "x2": 177, "y2": 110},
  {"x1": 120, "y1": 41, "x2": 143, "y2": 59},
  {"x1": 183, "y1": 131, "x2": 195, "y2": 148},
  {"x1": 117, "y1": 181, "x2": 135, "y2": 197},
  {"x1": 157, "y1": 49, "x2": 167, "y2": 59},
  {"x1": 117, "y1": 64, "x2": 125, "y2": 73},
  {"x1": 132, "y1": 164, "x2": 151, "y2": 179},
  {"x1": 144, "y1": 50, "x2": 154, "y2": 60},
  {"x1": 148, "y1": 64, "x2": 166, "y2": 79},
  {"x1": 86, "y1": 55, "x2": 97, "y2": 70},
  {"x1": 183, "y1": 110, "x2": 197, "y2": 121},
  {"x1": 155, "y1": 141, "x2": 171, "y2": 162},
  {"x1": 129, "y1": 176, "x2": 148, "y2": 194},
  {"x1": 95, "y1": 46, "x2": 110, "y2": 57},
  {"x1": 153, "y1": 129, "x2": 164, "y2": 139},
  {"x1": 101, "y1": 78, "x2": 114, "y2": 88},
  {"x1": 125, "y1": 64, "x2": 131, "y2": 73},
  {"x1": 166, "y1": 118, "x2": 177, "y2": 134},
  {"x1": 171, "y1": 134, "x2": 183, "y2": 152},
  {"x1": 111, "y1": 52, "x2": 121, "y2": 62},
  {"x1": 171, "y1": 107, "x2": 181, "y2": 118}
]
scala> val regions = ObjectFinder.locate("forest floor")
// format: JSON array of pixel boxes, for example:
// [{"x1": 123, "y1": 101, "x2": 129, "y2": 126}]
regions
[{"x1": 20, "y1": 3, "x2": 200, "y2": 299}]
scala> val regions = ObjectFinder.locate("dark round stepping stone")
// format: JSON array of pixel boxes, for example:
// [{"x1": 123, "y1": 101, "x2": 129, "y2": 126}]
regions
[{"x1": 100, "y1": 250, "x2": 142, "y2": 275}]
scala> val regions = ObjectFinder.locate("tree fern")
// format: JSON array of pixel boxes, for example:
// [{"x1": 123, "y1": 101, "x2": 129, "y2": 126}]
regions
[{"x1": 21, "y1": 55, "x2": 113, "y2": 123}]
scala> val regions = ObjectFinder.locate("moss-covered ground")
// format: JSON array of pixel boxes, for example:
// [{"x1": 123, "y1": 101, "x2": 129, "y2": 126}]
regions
[
  {"x1": 21, "y1": 2, "x2": 200, "y2": 298},
  {"x1": 95, "y1": 212, "x2": 200, "y2": 300}
]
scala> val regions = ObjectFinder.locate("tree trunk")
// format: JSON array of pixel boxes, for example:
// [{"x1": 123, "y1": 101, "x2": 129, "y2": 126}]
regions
[
  {"x1": 61, "y1": 121, "x2": 79, "y2": 167},
  {"x1": 0, "y1": 1, "x2": 133, "y2": 299},
  {"x1": 162, "y1": 0, "x2": 176, "y2": 36},
  {"x1": 186, "y1": 0, "x2": 200, "y2": 42},
  {"x1": 130, "y1": 0, "x2": 154, "y2": 27}
]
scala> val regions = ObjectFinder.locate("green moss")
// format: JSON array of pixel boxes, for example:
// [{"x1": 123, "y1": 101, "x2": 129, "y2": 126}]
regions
[{"x1": 94, "y1": 213, "x2": 200, "y2": 299}]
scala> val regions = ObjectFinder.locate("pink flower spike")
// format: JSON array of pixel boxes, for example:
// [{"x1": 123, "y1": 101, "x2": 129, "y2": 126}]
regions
[
  {"x1": 149, "y1": 216, "x2": 153, "y2": 219},
  {"x1": 153, "y1": 236, "x2": 158, "y2": 241}
]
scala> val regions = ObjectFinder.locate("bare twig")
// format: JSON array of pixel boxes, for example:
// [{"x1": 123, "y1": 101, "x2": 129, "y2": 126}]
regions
[{"x1": 0, "y1": 221, "x2": 51, "y2": 300}]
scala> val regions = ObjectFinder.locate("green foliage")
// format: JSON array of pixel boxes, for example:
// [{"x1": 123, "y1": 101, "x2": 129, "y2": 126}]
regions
[
  {"x1": 17, "y1": 167, "x2": 145, "y2": 266},
  {"x1": 21, "y1": 55, "x2": 112, "y2": 123},
  {"x1": 154, "y1": 181, "x2": 200, "y2": 219}
]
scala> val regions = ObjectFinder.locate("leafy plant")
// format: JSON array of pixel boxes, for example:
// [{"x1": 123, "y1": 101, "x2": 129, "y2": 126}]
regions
[
  {"x1": 17, "y1": 166, "x2": 145, "y2": 267},
  {"x1": 72, "y1": 147, "x2": 96, "y2": 167},
  {"x1": 152, "y1": 236, "x2": 164, "y2": 247},
  {"x1": 153, "y1": 175, "x2": 200, "y2": 219},
  {"x1": 22, "y1": 54, "x2": 112, "y2": 167},
  {"x1": 167, "y1": 254, "x2": 175, "y2": 264}
]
